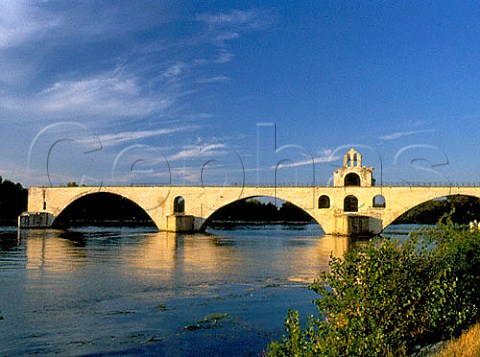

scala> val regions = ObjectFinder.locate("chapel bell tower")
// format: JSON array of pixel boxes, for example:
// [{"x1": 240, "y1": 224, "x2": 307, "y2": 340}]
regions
[{"x1": 333, "y1": 148, "x2": 374, "y2": 187}]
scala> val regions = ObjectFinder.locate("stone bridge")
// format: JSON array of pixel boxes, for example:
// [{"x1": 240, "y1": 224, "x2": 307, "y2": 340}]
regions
[{"x1": 19, "y1": 148, "x2": 480, "y2": 236}]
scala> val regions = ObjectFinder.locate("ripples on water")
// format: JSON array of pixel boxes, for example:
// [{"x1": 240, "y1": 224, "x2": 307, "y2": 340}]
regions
[{"x1": 0, "y1": 224, "x2": 413, "y2": 356}]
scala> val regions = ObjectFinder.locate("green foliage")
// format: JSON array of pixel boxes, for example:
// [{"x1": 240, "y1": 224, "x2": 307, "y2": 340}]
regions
[
  {"x1": 426, "y1": 221, "x2": 480, "y2": 324},
  {"x1": 65, "y1": 181, "x2": 86, "y2": 187},
  {"x1": 278, "y1": 201, "x2": 313, "y2": 222},
  {"x1": 267, "y1": 223, "x2": 480, "y2": 356},
  {"x1": 0, "y1": 176, "x2": 27, "y2": 223}
]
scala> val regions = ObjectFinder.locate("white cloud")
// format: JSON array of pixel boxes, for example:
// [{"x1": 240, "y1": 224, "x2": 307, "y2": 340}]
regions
[
  {"x1": 0, "y1": 1, "x2": 58, "y2": 48},
  {"x1": 196, "y1": 76, "x2": 230, "y2": 84},
  {"x1": 0, "y1": 1, "x2": 176, "y2": 48},
  {"x1": 196, "y1": 9, "x2": 273, "y2": 31},
  {"x1": 168, "y1": 143, "x2": 228, "y2": 161},
  {"x1": 380, "y1": 129, "x2": 437, "y2": 141},
  {"x1": 272, "y1": 154, "x2": 340, "y2": 169},
  {"x1": 35, "y1": 71, "x2": 174, "y2": 118},
  {"x1": 216, "y1": 50, "x2": 234, "y2": 63},
  {"x1": 98, "y1": 126, "x2": 199, "y2": 147},
  {"x1": 0, "y1": 70, "x2": 178, "y2": 121},
  {"x1": 163, "y1": 62, "x2": 187, "y2": 78},
  {"x1": 196, "y1": 8, "x2": 274, "y2": 47},
  {"x1": 212, "y1": 32, "x2": 240, "y2": 45},
  {"x1": 183, "y1": 113, "x2": 213, "y2": 120}
]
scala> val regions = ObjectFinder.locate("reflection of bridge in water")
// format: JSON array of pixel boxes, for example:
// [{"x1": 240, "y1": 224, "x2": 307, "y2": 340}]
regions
[
  {"x1": 19, "y1": 148, "x2": 480, "y2": 236},
  {"x1": 22, "y1": 230, "x2": 351, "y2": 283}
]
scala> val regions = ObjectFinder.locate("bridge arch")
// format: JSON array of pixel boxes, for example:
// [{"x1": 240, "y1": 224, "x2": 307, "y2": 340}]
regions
[
  {"x1": 200, "y1": 195, "x2": 323, "y2": 231},
  {"x1": 384, "y1": 193, "x2": 480, "y2": 230},
  {"x1": 52, "y1": 191, "x2": 157, "y2": 228}
]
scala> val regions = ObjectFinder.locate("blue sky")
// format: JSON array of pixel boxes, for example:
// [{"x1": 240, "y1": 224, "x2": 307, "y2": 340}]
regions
[{"x1": 1, "y1": 1, "x2": 480, "y2": 187}]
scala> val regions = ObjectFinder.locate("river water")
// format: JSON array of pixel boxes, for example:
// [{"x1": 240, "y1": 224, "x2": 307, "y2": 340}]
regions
[{"x1": 0, "y1": 224, "x2": 410, "y2": 356}]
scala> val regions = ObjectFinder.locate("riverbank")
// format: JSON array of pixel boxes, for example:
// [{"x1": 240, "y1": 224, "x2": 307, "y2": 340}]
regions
[
  {"x1": 430, "y1": 322, "x2": 480, "y2": 357},
  {"x1": 267, "y1": 222, "x2": 480, "y2": 356}
]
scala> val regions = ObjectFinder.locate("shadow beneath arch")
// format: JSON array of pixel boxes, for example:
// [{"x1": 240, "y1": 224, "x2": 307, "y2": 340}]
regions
[
  {"x1": 200, "y1": 196, "x2": 322, "y2": 232},
  {"x1": 53, "y1": 192, "x2": 157, "y2": 229}
]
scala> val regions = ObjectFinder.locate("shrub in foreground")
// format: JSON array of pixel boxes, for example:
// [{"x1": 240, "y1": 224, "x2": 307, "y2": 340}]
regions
[{"x1": 267, "y1": 223, "x2": 480, "y2": 356}]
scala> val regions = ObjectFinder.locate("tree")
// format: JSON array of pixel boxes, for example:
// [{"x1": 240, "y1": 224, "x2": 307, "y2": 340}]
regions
[
  {"x1": 209, "y1": 198, "x2": 313, "y2": 223},
  {"x1": 0, "y1": 177, "x2": 28, "y2": 224},
  {"x1": 278, "y1": 202, "x2": 313, "y2": 222}
]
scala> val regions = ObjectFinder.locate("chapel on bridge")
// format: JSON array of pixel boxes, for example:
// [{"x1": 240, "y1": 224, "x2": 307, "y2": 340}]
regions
[{"x1": 333, "y1": 148, "x2": 374, "y2": 187}]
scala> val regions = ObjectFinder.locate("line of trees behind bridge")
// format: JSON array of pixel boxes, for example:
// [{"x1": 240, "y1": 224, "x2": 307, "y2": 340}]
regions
[
  {"x1": 209, "y1": 198, "x2": 314, "y2": 224},
  {"x1": 395, "y1": 195, "x2": 480, "y2": 225}
]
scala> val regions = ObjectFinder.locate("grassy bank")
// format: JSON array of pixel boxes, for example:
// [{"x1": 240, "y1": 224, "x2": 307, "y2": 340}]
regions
[
  {"x1": 267, "y1": 220, "x2": 480, "y2": 356},
  {"x1": 432, "y1": 322, "x2": 480, "y2": 357}
]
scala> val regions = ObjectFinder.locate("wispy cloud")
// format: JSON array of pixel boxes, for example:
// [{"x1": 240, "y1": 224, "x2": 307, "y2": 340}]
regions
[
  {"x1": 163, "y1": 62, "x2": 187, "y2": 79},
  {"x1": 216, "y1": 50, "x2": 234, "y2": 63},
  {"x1": 0, "y1": 2, "x2": 58, "y2": 48},
  {"x1": 196, "y1": 76, "x2": 230, "y2": 84},
  {"x1": 98, "y1": 126, "x2": 199, "y2": 147},
  {"x1": 168, "y1": 143, "x2": 228, "y2": 161},
  {"x1": 272, "y1": 154, "x2": 340, "y2": 169},
  {"x1": 196, "y1": 8, "x2": 274, "y2": 46},
  {"x1": 0, "y1": 2, "x2": 177, "y2": 51},
  {"x1": 35, "y1": 70, "x2": 175, "y2": 118},
  {"x1": 196, "y1": 8, "x2": 274, "y2": 31},
  {"x1": 380, "y1": 129, "x2": 437, "y2": 141}
]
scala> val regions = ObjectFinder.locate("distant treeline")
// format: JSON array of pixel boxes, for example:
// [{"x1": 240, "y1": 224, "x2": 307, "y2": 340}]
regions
[
  {"x1": 0, "y1": 177, "x2": 27, "y2": 225},
  {"x1": 395, "y1": 195, "x2": 480, "y2": 225},
  {"x1": 209, "y1": 198, "x2": 314, "y2": 224}
]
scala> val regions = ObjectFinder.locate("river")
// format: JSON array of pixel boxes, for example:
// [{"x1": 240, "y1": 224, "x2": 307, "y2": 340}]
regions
[{"x1": 0, "y1": 224, "x2": 412, "y2": 356}]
